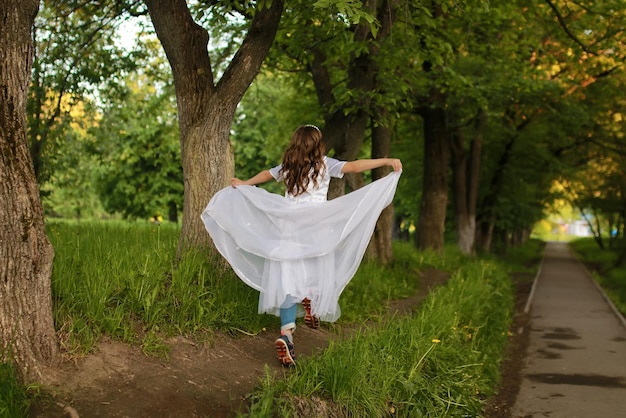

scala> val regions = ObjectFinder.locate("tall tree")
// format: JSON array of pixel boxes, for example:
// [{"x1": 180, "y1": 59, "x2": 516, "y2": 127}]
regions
[
  {"x1": 272, "y1": 0, "x2": 401, "y2": 262},
  {"x1": 451, "y1": 110, "x2": 484, "y2": 255},
  {"x1": 413, "y1": 0, "x2": 451, "y2": 251},
  {"x1": 0, "y1": 0, "x2": 58, "y2": 383},
  {"x1": 144, "y1": 0, "x2": 284, "y2": 253}
]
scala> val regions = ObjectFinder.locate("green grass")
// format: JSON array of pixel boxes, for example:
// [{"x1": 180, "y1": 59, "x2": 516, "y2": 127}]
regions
[
  {"x1": 569, "y1": 237, "x2": 626, "y2": 315},
  {"x1": 48, "y1": 220, "x2": 276, "y2": 357},
  {"x1": 0, "y1": 362, "x2": 31, "y2": 418},
  {"x1": 47, "y1": 221, "x2": 446, "y2": 357},
  {"x1": 40, "y1": 220, "x2": 544, "y2": 416},
  {"x1": 248, "y1": 252, "x2": 517, "y2": 417}
]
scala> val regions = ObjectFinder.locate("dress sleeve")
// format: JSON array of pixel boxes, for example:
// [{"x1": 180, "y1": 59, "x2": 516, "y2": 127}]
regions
[
  {"x1": 325, "y1": 157, "x2": 346, "y2": 178},
  {"x1": 269, "y1": 164, "x2": 283, "y2": 181}
]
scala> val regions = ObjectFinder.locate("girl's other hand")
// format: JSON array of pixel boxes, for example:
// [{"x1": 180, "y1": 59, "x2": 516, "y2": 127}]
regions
[
  {"x1": 231, "y1": 178, "x2": 245, "y2": 188},
  {"x1": 390, "y1": 158, "x2": 402, "y2": 172}
]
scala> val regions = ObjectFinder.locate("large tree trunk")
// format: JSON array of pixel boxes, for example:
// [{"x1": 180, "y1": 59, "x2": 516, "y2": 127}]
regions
[
  {"x1": 451, "y1": 109, "x2": 484, "y2": 255},
  {"x1": 0, "y1": 0, "x2": 59, "y2": 383},
  {"x1": 145, "y1": 0, "x2": 283, "y2": 253},
  {"x1": 415, "y1": 95, "x2": 450, "y2": 251}
]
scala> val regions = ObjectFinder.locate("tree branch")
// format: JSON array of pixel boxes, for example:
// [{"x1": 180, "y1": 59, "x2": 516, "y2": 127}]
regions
[{"x1": 543, "y1": 0, "x2": 595, "y2": 55}]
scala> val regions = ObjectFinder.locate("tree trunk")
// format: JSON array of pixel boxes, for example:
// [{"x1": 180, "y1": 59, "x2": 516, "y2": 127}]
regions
[
  {"x1": 451, "y1": 109, "x2": 484, "y2": 255},
  {"x1": 451, "y1": 127, "x2": 471, "y2": 254},
  {"x1": 477, "y1": 216, "x2": 496, "y2": 253},
  {"x1": 0, "y1": 0, "x2": 59, "y2": 383},
  {"x1": 144, "y1": 0, "x2": 283, "y2": 253},
  {"x1": 367, "y1": 116, "x2": 394, "y2": 264},
  {"x1": 413, "y1": 0, "x2": 449, "y2": 252},
  {"x1": 324, "y1": 114, "x2": 368, "y2": 199},
  {"x1": 310, "y1": 0, "x2": 398, "y2": 202},
  {"x1": 476, "y1": 107, "x2": 531, "y2": 253},
  {"x1": 415, "y1": 94, "x2": 450, "y2": 251}
]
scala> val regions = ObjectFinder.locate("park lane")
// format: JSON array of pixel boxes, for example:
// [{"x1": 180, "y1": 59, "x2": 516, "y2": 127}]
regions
[{"x1": 512, "y1": 241, "x2": 626, "y2": 418}]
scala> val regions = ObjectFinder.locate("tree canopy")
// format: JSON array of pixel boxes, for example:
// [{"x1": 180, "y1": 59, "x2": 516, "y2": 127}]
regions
[{"x1": 32, "y1": 0, "x2": 626, "y2": 254}]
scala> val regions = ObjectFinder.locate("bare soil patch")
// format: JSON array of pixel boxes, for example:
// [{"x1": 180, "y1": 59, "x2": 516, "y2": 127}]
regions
[{"x1": 31, "y1": 268, "x2": 529, "y2": 418}]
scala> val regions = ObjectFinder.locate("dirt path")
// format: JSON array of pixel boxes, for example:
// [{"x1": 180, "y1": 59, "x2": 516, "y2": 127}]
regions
[
  {"x1": 31, "y1": 268, "x2": 528, "y2": 418},
  {"x1": 41, "y1": 328, "x2": 329, "y2": 418}
]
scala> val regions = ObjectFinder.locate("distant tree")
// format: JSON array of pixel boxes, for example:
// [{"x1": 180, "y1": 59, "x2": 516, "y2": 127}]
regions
[
  {"x1": 28, "y1": 0, "x2": 143, "y2": 188},
  {"x1": 475, "y1": 0, "x2": 626, "y2": 252},
  {"x1": 0, "y1": 0, "x2": 58, "y2": 383},
  {"x1": 93, "y1": 40, "x2": 183, "y2": 222}
]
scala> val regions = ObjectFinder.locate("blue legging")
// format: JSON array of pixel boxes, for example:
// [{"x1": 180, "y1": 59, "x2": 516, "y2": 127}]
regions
[{"x1": 280, "y1": 297, "x2": 298, "y2": 332}]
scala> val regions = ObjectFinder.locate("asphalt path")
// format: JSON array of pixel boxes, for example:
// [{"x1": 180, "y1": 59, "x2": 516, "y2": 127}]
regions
[{"x1": 512, "y1": 241, "x2": 626, "y2": 418}]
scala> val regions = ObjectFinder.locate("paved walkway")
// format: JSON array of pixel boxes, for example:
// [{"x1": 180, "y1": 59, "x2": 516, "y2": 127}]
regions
[{"x1": 512, "y1": 241, "x2": 626, "y2": 418}]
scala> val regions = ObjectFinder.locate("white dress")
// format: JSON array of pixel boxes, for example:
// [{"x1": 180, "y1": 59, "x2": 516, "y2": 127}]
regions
[{"x1": 201, "y1": 157, "x2": 401, "y2": 322}]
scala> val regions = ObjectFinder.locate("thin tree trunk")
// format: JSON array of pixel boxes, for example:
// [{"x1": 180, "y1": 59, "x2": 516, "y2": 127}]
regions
[
  {"x1": 451, "y1": 127, "x2": 471, "y2": 254},
  {"x1": 0, "y1": 0, "x2": 59, "y2": 383},
  {"x1": 451, "y1": 110, "x2": 484, "y2": 255},
  {"x1": 367, "y1": 116, "x2": 394, "y2": 264}
]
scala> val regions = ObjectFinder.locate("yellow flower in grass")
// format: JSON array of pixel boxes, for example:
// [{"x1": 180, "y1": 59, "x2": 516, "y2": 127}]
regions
[{"x1": 432, "y1": 339, "x2": 441, "y2": 344}]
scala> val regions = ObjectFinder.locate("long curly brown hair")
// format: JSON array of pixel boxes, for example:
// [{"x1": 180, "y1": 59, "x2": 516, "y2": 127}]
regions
[{"x1": 280, "y1": 125, "x2": 326, "y2": 197}]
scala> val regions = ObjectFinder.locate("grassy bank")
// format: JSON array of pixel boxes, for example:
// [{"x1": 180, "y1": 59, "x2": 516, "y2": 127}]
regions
[{"x1": 248, "y1": 252, "x2": 516, "y2": 417}]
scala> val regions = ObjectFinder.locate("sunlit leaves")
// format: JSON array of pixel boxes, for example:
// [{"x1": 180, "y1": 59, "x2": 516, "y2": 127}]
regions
[{"x1": 92, "y1": 67, "x2": 182, "y2": 221}]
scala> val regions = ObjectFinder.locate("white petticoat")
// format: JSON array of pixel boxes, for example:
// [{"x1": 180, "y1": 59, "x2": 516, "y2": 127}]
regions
[{"x1": 201, "y1": 171, "x2": 401, "y2": 322}]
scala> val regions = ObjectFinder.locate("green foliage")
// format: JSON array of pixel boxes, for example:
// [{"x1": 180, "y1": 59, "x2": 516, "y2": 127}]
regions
[
  {"x1": 89, "y1": 41, "x2": 183, "y2": 222},
  {"x1": 248, "y1": 250, "x2": 515, "y2": 417},
  {"x1": 313, "y1": 0, "x2": 378, "y2": 33},
  {"x1": 0, "y1": 362, "x2": 31, "y2": 418},
  {"x1": 34, "y1": 0, "x2": 626, "y2": 250},
  {"x1": 29, "y1": 1, "x2": 145, "y2": 186},
  {"x1": 40, "y1": 121, "x2": 106, "y2": 220},
  {"x1": 48, "y1": 221, "x2": 277, "y2": 356}
]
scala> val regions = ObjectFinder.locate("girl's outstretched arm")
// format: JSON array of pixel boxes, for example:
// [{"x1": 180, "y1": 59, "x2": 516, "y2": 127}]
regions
[
  {"x1": 231, "y1": 170, "x2": 273, "y2": 188},
  {"x1": 342, "y1": 158, "x2": 402, "y2": 174}
]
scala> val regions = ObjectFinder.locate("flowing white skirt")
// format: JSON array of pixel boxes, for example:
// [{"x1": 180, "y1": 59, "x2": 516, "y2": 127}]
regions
[{"x1": 201, "y1": 171, "x2": 401, "y2": 322}]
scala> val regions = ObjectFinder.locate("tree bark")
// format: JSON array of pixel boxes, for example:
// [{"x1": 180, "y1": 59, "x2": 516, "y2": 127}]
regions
[
  {"x1": 0, "y1": 0, "x2": 59, "y2": 383},
  {"x1": 144, "y1": 0, "x2": 284, "y2": 253},
  {"x1": 368, "y1": 116, "x2": 394, "y2": 264},
  {"x1": 451, "y1": 109, "x2": 484, "y2": 255},
  {"x1": 414, "y1": 0, "x2": 449, "y2": 252},
  {"x1": 415, "y1": 94, "x2": 450, "y2": 251}
]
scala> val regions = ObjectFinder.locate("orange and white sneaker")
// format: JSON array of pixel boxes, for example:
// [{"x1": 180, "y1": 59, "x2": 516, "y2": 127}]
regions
[
  {"x1": 275, "y1": 335, "x2": 296, "y2": 366},
  {"x1": 302, "y1": 298, "x2": 320, "y2": 329}
]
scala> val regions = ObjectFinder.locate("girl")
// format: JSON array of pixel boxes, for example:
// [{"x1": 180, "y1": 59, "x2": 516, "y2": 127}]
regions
[{"x1": 202, "y1": 125, "x2": 401, "y2": 366}]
